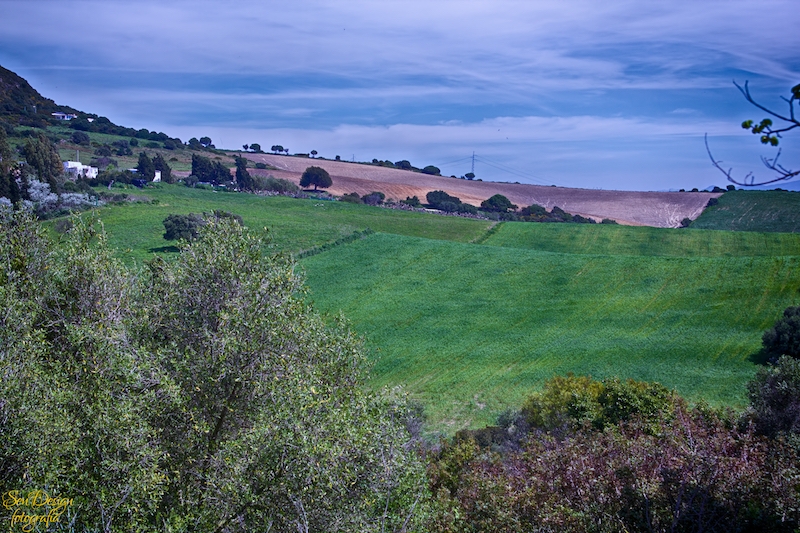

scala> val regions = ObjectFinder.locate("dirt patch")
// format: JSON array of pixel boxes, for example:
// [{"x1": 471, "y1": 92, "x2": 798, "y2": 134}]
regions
[{"x1": 243, "y1": 154, "x2": 719, "y2": 228}]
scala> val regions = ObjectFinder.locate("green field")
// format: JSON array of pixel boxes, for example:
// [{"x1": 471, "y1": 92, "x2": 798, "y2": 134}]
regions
[
  {"x1": 691, "y1": 190, "x2": 800, "y2": 232},
  {"x1": 81, "y1": 184, "x2": 491, "y2": 264},
  {"x1": 301, "y1": 229, "x2": 800, "y2": 432},
  {"x1": 79, "y1": 185, "x2": 800, "y2": 433}
]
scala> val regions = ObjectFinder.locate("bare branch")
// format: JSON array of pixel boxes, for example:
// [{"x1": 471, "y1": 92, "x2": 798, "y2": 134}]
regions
[{"x1": 705, "y1": 81, "x2": 799, "y2": 186}]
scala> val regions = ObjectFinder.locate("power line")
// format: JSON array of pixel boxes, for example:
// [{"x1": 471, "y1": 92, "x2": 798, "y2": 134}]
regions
[{"x1": 473, "y1": 154, "x2": 559, "y2": 186}]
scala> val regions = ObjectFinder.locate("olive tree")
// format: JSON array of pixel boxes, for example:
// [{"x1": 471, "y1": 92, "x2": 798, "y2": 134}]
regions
[{"x1": 1, "y1": 209, "x2": 429, "y2": 532}]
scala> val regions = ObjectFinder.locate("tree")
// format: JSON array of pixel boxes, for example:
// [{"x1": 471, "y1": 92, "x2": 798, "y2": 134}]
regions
[
  {"x1": 235, "y1": 155, "x2": 254, "y2": 190},
  {"x1": 0, "y1": 128, "x2": 21, "y2": 203},
  {"x1": 271, "y1": 144, "x2": 284, "y2": 154},
  {"x1": 152, "y1": 152, "x2": 173, "y2": 183},
  {"x1": 22, "y1": 132, "x2": 63, "y2": 191},
  {"x1": 249, "y1": 143, "x2": 261, "y2": 153},
  {"x1": 762, "y1": 306, "x2": 800, "y2": 360},
  {"x1": 136, "y1": 152, "x2": 155, "y2": 181},
  {"x1": 422, "y1": 165, "x2": 441, "y2": 176},
  {"x1": 311, "y1": 149, "x2": 318, "y2": 158},
  {"x1": 300, "y1": 165, "x2": 332, "y2": 190},
  {"x1": 162, "y1": 213, "x2": 205, "y2": 240},
  {"x1": 191, "y1": 154, "x2": 231, "y2": 184},
  {"x1": 242, "y1": 144, "x2": 249, "y2": 151},
  {"x1": 480, "y1": 194, "x2": 517, "y2": 212},
  {"x1": 199, "y1": 136, "x2": 212, "y2": 148},
  {"x1": 706, "y1": 81, "x2": 800, "y2": 186},
  {"x1": 1, "y1": 210, "x2": 430, "y2": 532}
]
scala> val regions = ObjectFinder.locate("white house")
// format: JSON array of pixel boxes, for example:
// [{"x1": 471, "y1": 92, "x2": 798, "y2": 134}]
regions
[
  {"x1": 63, "y1": 161, "x2": 98, "y2": 180},
  {"x1": 52, "y1": 112, "x2": 78, "y2": 121}
]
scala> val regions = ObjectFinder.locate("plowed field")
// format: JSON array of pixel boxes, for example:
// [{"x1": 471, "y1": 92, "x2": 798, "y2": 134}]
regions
[{"x1": 245, "y1": 154, "x2": 719, "y2": 228}]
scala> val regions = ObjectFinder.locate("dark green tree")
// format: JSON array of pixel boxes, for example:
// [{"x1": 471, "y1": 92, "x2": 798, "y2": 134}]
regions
[
  {"x1": 480, "y1": 194, "x2": 517, "y2": 212},
  {"x1": 249, "y1": 143, "x2": 261, "y2": 153},
  {"x1": 311, "y1": 149, "x2": 318, "y2": 158},
  {"x1": 136, "y1": 152, "x2": 156, "y2": 181},
  {"x1": 191, "y1": 154, "x2": 230, "y2": 184},
  {"x1": 22, "y1": 132, "x2": 62, "y2": 191},
  {"x1": 152, "y1": 153, "x2": 173, "y2": 183},
  {"x1": 0, "y1": 128, "x2": 21, "y2": 203},
  {"x1": 300, "y1": 165, "x2": 332, "y2": 190},
  {"x1": 422, "y1": 165, "x2": 441, "y2": 176},
  {"x1": 199, "y1": 136, "x2": 212, "y2": 148},
  {"x1": 763, "y1": 306, "x2": 800, "y2": 359},
  {"x1": 163, "y1": 213, "x2": 205, "y2": 241},
  {"x1": 235, "y1": 155, "x2": 253, "y2": 190}
]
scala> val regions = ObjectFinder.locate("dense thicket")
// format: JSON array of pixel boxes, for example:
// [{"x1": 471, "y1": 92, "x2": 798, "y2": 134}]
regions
[{"x1": 0, "y1": 210, "x2": 428, "y2": 532}]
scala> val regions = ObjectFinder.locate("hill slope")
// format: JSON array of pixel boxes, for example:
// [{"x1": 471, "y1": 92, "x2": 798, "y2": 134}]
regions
[
  {"x1": 691, "y1": 190, "x2": 800, "y2": 232},
  {"x1": 246, "y1": 153, "x2": 719, "y2": 228}
]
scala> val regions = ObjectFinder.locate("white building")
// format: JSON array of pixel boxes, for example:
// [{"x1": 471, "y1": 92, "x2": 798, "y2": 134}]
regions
[
  {"x1": 52, "y1": 112, "x2": 78, "y2": 120},
  {"x1": 63, "y1": 161, "x2": 98, "y2": 180}
]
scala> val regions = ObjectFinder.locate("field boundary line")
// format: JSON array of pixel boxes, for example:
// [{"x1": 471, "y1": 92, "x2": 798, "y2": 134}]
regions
[
  {"x1": 294, "y1": 228, "x2": 375, "y2": 259},
  {"x1": 472, "y1": 221, "x2": 503, "y2": 244}
]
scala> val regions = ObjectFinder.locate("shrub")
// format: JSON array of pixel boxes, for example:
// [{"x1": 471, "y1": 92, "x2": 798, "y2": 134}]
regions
[
  {"x1": 162, "y1": 213, "x2": 205, "y2": 241},
  {"x1": 252, "y1": 175, "x2": 300, "y2": 193},
  {"x1": 747, "y1": 356, "x2": 800, "y2": 439},
  {"x1": 762, "y1": 306, "x2": 800, "y2": 360},
  {"x1": 340, "y1": 192, "x2": 362, "y2": 204},
  {"x1": 362, "y1": 192, "x2": 385, "y2": 205},
  {"x1": 480, "y1": 194, "x2": 517, "y2": 213},
  {"x1": 402, "y1": 196, "x2": 422, "y2": 207}
]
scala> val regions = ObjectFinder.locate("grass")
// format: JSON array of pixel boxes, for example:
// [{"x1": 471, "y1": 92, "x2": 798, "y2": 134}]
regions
[
  {"x1": 690, "y1": 190, "x2": 800, "y2": 232},
  {"x1": 57, "y1": 185, "x2": 800, "y2": 433},
  {"x1": 81, "y1": 184, "x2": 492, "y2": 264},
  {"x1": 481, "y1": 221, "x2": 800, "y2": 257},
  {"x1": 301, "y1": 231, "x2": 800, "y2": 433}
]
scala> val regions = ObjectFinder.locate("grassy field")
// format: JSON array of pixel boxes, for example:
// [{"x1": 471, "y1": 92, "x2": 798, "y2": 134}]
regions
[
  {"x1": 302, "y1": 230, "x2": 800, "y2": 432},
  {"x1": 691, "y1": 190, "x2": 800, "y2": 232},
  {"x1": 481, "y1": 221, "x2": 800, "y2": 257},
  {"x1": 65, "y1": 185, "x2": 800, "y2": 433},
  {"x1": 81, "y1": 184, "x2": 491, "y2": 264}
]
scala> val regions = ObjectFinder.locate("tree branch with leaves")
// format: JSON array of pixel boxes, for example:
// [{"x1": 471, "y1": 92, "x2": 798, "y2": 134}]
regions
[{"x1": 706, "y1": 81, "x2": 800, "y2": 186}]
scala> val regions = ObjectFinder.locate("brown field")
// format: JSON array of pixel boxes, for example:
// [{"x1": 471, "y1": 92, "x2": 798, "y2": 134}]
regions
[{"x1": 243, "y1": 153, "x2": 720, "y2": 228}]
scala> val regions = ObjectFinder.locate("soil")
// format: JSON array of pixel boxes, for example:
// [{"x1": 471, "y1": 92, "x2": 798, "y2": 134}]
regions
[{"x1": 242, "y1": 153, "x2": 720, "y2": 228}]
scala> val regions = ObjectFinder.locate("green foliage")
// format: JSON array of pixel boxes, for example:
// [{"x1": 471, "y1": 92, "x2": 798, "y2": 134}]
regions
[
  {"x1": 152, "y1": 152, "x2": 173, "y2": 183},
  {"x1": 340, "y1": 192, "x2": 362, "y2": 204},
  {"x1": 70, "y1": 130, "x2": 90, "y2": 145},
  {"x1": 402, "y1": 195, "x2": 422, "y2": 207},
  {"x1": 762, "y1": 306, "x2": 800, "y2": 359},
  {"x1": 520, "y1": 374, "x2": 677, "y2": 432},
  {"x1": 362, "y1": 191, "x2": 385, "y2": 205},
  {"x1": 251, "y1": 174, "x2": 300, "y2": 193},
  {"x1": 1, "y1": 210, "x2": 430, "y2": 532},
  {"x1": 690, "y1": 190, "x2": 800, "y2": 232},
  {"x1": 162, "y1": 212, "x2": 204, "y2": 240},
  {"x1": 422, "y1": 165, "x2": 441, "y2": 176},
  {"x1": 234, "y1": 155, "x2": 253, "y2": 190},
  {"x1": 748, "y1": 356, "x2": 800, "y2": 439},
  {"x1": 22, "y1": 132, "x2": 63, "y2": 191},
  {"x1": 480, "y1": 194, "x2": 517, "y2": 213},
  {"x1": 191, "y1": 153, "x2": 231, "y2": 184},
  {"x1": 0, "y1": 127, "x2": 21, "y2": 203},
  {"x1": 300, "y1": 165, "x2": 332, "y2": 190},
  {"x1": 136, "y1": 151, "x2": 155, "y2": 180}
]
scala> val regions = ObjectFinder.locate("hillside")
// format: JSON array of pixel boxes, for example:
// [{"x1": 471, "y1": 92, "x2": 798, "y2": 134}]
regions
[
  {"x1": 0, "y1": 65, "x2": 79, "y2": 128},
  {"x1": 690, "y1": 190, "x2": 800, "y2": 232},
  {"x1": 245, "y1": 153, "x2": 719, "y2": 228}
]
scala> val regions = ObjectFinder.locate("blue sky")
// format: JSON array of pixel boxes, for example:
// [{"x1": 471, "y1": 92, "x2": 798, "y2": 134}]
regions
[{"x1": 1, "y1": 0, "x2": 798, "y2": 190}]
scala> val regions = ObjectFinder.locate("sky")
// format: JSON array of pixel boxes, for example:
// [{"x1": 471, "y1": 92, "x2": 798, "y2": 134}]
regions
[{"x1": 1, "y1": 0, "x2": 798, "y2": 191}]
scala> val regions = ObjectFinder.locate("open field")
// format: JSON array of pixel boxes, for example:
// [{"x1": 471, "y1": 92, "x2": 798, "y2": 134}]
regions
[
  {"x1": 690, "y1": 190, "x2": 800, "y2": 232},
  {"x1": 245, "y1": 153, "x2": 719, "y2": 228},
  {"x1": 78, "y1": 184, "x2": 491, "y2": 264},
  {"x1": 302, "y1": 230, "x2": 800, "y2": 431},
  {"x1": 68, "y1": 185, "x2": 800, "y2": 433},
  {"x1": 482, "y1": 221, "x2": 800, "y2": 257}
]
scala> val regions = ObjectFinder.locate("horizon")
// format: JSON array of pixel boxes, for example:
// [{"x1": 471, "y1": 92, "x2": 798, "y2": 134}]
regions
[{"x1": 1, "y1": 0, "x2": 798, "y2": 192}]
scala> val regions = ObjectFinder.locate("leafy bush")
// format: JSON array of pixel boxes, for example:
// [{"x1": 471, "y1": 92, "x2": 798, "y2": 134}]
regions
[
  {"x1": 480, "y1": 194, "x2": 517, "y2": 213},
  {"x1": 762, "y1": 306, "x2": 800, "y2": 359},
  {"x1": 402, "y1": 196, "x2": 422, "y2": 207},
  {"x1": 340, "y1": 192, "x2": 362, "y2": 204},
  {"x1": 362, "y1": 191, "x2": 385, "y2": 205},
  {"x1": 748, "y1": 356, "x2": 800, "y2": 439},
  {"x1": 252, "y1": 175, "x2": 300, "y2": 193},
  {"x1": 0, "y1": 211, "x2": 429, "y2": 532},
  {"x1": 162, "y1": 213, "x2": 204, "y2": 241}
]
